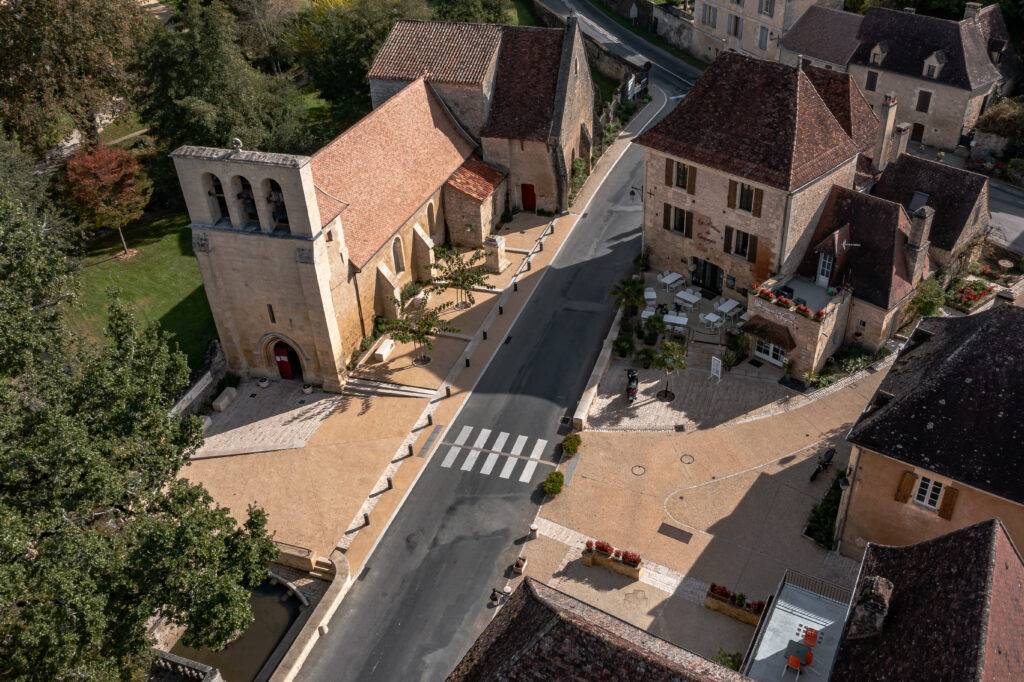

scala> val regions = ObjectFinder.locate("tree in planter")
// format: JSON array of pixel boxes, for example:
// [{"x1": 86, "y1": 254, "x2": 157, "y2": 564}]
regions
[
  {"x1": 561, "y1": 433, "x2": 581, "y2": 457},
  {"x1": 634, "y1": 346, "x2": 656, "y2": 369},
  {"x1": 643, "y1": 314, "x2": 666, "y2": 345},
  {"x1": 378, "y1": 282, "x2": 458, "y2": 366},
  {"x1": 61, "y1": 144, "x2": 152, "y2": 256},
  {"x1": 609, "y1": 277, "x2": 644, "y2": 315},
  {"x1": 542, "y1": 471, "x2": 564, "y2": 495},
  {"x1": 652, "y1": 340, "x2": 687, "y2": 401},
  {"x1": 429, "y1": 245, "x2": 496, "y2": 310}
]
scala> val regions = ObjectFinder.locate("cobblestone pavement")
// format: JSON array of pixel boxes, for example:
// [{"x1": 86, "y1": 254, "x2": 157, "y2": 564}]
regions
[{"x1": 196, "y1": 381, "x2": 345, "y2": 459}]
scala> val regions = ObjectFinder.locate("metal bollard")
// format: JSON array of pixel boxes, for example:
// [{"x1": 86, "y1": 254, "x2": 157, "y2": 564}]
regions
[
  {"x1": 445, "y1": 385, "x2": 451, "y2": 398},
  {"x1": 465, "y1": 357, "x2": 471, "y2": 368},
  {"x1": 513, "y1": 282, "x2": 518, "y2": 292},
  {"x1": 482, "y1": 330, "x2": 487, "y2": 340},
  {"x1": 387, "y1": 477, "x2": 393, "y2": 491},
  {"x1": 526, "y1": 261, "x2": 531, "y2": 271},
  {"x1": 529, "y1": 523, "x2": 539, "y2": 540},
  {"x1": 538, "y1": 242, "x2": 543, "y2": 252},
  {"x1": 363, "y1": 513, "x2": 370, "y2": 527},
  {"x1": 499, "y1": 305, "x2": 504, "y2": 315},
  {"x1": 427, "y1": 414, "x2": 433, "y2": 426},
  {"x1": 408, "y1": 443, "x2": 414, "y2": 456}
]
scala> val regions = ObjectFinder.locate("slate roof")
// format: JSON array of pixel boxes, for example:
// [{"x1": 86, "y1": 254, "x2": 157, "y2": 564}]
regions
[
  {"x1": 780, "y1": 6, "x2": 864, "y2": 67},
  {"x1": 368, "y1": 20, "x2": 502, "y2": 85},
  {"x1": 831, "y1": 518, "x2": 1024, "y2": 681},
  {"x1": 847, "y1": 306, "x2": 1024, "y2": 502},
  {"x1": 310, "y1": 79, "x2": 475, "y2": 268},
  {"x1": 446, "y1": 156, "x2": 506, "y2": 201},
  {"x1": 797, "y1": 186, "x2": 915, "y2": 309},
  {"x1": 635, "y1": 52, "x2": 861, "y2": 192},
  {"x1": 871, "y1": 153, "x2": 988, "y2": 252},
  {"x1": 448, "y1": 578, "x2": 750, "y2": 681},
  {"x1": 802, "y1": 65, "x2": 879, "y2": 152},
  {"x1": 975, "y1": 4, "x2": 1022, "y2": 83},
  {"x1": 479, "y1": 25, "x2": 566, "y2": 141},
  {"x1": 849, "y1": 6, "x2": 1014, "y2": 91}
]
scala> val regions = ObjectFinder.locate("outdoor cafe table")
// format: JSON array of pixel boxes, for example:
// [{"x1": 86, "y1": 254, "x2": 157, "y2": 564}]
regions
[
  {"x1": 675, "y1": 289, "x2": 701, "y2": 305},
  {"x1": 784, "y1": 640, "x2": 811, "y2": 666},
  {"x1": 716, "y1": 298, "x2": 741, "y2": 315},
  {"x1": 641, "y1": 308, "x2": 655, "y2": 319},
  {"x1": 659, "y1": 272, "x2": 683, "y2": 287},
  {"x1": 704, "y1": 312, "x2": 722, "y2": 325},
  {"x1": 663, "y1": 314, "x2": 688, "y2": 328}
]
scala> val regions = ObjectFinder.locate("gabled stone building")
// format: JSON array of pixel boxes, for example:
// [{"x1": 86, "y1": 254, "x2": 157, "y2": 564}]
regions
[
  {"x1": 368, "y1": 18, "x2": 594, "y2": 214},
  {"x1": 636, "y1": 52, "x2": 990, "y2": 375},
  {"x1": 692, "y1": 0, "x2": 841, "y2": 63}
]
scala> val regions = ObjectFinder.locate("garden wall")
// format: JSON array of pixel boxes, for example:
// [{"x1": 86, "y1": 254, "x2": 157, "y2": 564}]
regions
[{"x1": 171, "y1": 339, "x2": 227, "y2": 417}]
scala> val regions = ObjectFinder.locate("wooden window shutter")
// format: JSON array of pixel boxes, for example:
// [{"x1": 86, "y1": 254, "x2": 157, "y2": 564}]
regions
[
  {"x1": 685, "y1": 212, "x2": 693, "y2": 238},
  {"x1": 937, "y1": 487, "x2": 959, "y2": 520},
  {"x1": 687, "y1": 166, "x2": 696, "y2": 194},
  {"x1": 747, "y1": 235, "x2": 758, "y2": 263},
  {"x1": 663, "y1": 204, "x2": 672, "y2": 230},
  {"x1": 728, "y1": 180, "x2": 737, "y2": 208},
  {"x1": 894, "y1": 471, "x2": 917, "y2": 503},
  {"x1": 665, "y1": 159, "x2": 674, "y2": 186},
  {"x1": 723, "y1": 226, "x2": 734, "y2": 254},
  {"x1": 752, "y1": 189, "x2": 764, "y2": 217}
]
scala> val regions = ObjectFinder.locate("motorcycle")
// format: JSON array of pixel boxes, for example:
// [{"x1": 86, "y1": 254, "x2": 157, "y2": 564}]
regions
[
  {"x1": 809, "y1": 447, "x2": 836, "y2": 482},
  {"x1": 625, "y1": 369, "x2": 639, "y2": 404}
]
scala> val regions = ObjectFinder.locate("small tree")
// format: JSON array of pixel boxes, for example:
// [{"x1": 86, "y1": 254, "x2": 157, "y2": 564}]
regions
[
  {"x1": 912, "y1": 276, "x2": 945, "y2": 316},
  {"x1": 61, "y1": 144, "x2": 151, "y2": 255},
  {"x1": 430, "y1": 245, "x2": 496, "y2": 310},
  {"x1": 379, "y1": 282, "x2": 458, "y2": 365},
  {"x1": 609, "y1": 277, "x2": 644, "y2": 314},
  {"x1": 652, "y1": 340, "x2": 687, "y2": 401}
]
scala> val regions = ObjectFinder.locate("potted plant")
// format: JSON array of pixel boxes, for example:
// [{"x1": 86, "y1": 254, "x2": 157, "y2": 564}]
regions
[
  {"x1": 562, "y1": 433, "x2": 581, "y2": 458},
  {"x1": 595, "y1": 540, "x2": 614, "y2": 556},
  {"x1": 622, "y1": 550, "x2": 642, "y2": 567},
  {"x1": 513, "y1": 555, "x2": 527, "y2": 574},
  {"x1": 257, "y1": 377, "x2": 270, "y2": 388},
  {"x1": 542, "y1": 471, "x2": 564, "y2": 496},
  {"x1": 302, "y1": 383, "x2": 313, "y2": 395}
]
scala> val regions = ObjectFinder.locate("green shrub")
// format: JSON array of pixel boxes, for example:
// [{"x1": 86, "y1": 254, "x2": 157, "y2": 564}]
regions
[
  {"x1": 643, "y1": 314, "x2": 666, "y2": 338},
  {"x1": 712, "y1": 649, "x2": 744, "y2": 672},
  {"x1": 806, "y1": 472, "x2": 844, "y2": 548},
  {"x1": 613, "y1": 335, "x2": 635, "y2": 358},
  {"x1": 634, "y1": 347, "x2": 656, "y2": 368},
  {"x1": 562, "y1": 433, "x2": 581, "y2": 457},
  {"x1": 735, "y1": 592, "x2": 747, "y2": 608},
  {"x1": 912, "y1": 276, "x2": 945, "y2": 316},
  {"x1": 542, "y1": 471, "x2": 564, "y2": 495}
]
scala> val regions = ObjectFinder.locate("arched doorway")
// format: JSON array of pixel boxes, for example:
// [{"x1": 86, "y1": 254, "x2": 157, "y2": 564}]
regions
[{"x1": 273, "y1": 341, "x2": 302, "y2": 381}]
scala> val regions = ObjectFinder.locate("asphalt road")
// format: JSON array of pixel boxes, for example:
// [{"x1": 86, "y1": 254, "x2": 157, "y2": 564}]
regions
[{"x1": 989, "y1": 187, "x2": 1024, "y2": 255}]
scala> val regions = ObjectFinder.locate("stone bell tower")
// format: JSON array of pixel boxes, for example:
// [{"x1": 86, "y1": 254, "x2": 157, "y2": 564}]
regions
[{"x1": 171, "y1": 141, "x2": 347, "y2": 391}]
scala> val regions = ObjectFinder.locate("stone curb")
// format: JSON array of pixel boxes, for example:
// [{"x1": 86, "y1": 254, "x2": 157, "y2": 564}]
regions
[{"x1": 573, "y1": 306, "x2": 624, "y2": 430}]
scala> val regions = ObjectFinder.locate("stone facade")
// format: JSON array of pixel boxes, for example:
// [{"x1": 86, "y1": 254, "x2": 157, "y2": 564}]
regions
[
  {"x1": 693, "y1": 0, "x2": 841, "y2": 62},
  {"x1": 444, "y1": 178, "x2": 507, "y2": 247},
  {"x1": 837, "y1": 446, "x2": 1024, "y2": 560},
  {"x1": 482, "y1": 138, "x2": 561, "y2": 213}
]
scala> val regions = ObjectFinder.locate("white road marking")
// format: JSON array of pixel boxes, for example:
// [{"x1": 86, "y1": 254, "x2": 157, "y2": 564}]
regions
[
  {"x1": 480, "y1": 432, "x2": 509, "y2": 475},
  {"x1": 460, "y1": 428, "x2": 492, "y2": 471},
  {"x1": 500, "y1": 435, "x2": 528, "y2": 479},
  {"x1": 519, "y1": 439, "x2": 548, "y2": 483},
  {"x1": 440, "y1": 425, "x2": 473, "y2": 468}
]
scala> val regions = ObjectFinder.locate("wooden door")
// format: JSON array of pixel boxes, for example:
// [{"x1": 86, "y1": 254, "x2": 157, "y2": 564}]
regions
[
  {"x1": 274, "y1": 341, "x2": 294, "y2": 380},
  {"x1": 521, "y1": 183, "x2": 536, "y2": 212}
]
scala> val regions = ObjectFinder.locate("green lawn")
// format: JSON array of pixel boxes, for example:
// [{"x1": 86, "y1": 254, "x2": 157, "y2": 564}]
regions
[
  {"x1": 589, "y1": 0, "x2": 708, "y2": 70},
  {"x1": 99, "y1": 109, "x2": 145, "y2": 144},
  {"x1": 508, "y1": 0, "x2": 544, "y2": 26},
  {"x1": 592, "y1": 70, "x2": 618, "y2": 104},
  {"x1": 68, "y1": 212, "x2": 216, "y2": 369}
]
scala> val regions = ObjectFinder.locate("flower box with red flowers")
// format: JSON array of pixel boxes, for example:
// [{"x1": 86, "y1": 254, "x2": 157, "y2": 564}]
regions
[{"x1": 758, "y1": 288, "x2": 775, "y2": 301}]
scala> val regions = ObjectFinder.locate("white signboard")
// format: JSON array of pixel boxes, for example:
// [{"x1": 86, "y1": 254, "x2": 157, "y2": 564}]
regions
[{"x1": 710, "y1": 356, "x2": 722, "y2": 383}]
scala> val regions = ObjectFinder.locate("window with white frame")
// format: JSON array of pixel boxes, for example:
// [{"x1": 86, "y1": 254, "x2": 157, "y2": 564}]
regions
[
  {"x1": 701, "y1": 3, "x2": 717, "y2": 27},
  {"x1": 727, "y1": 14, "x2": 742, "y2": 38},
  {"x1": 759, "y1": 26, "x2": 769, "y2": 51},
  {"x1": 915, "y1": 476, "x2": 943, "y2": 509},
  {"x1": 758, "y1": 0, "x2": 774, "y2": 16},
  {"x1": 727, "y1": 227, "x2": 752, "y2": 258},
  {"x1": 668, "y1": 205, "x2": 693, "y2": 237}
]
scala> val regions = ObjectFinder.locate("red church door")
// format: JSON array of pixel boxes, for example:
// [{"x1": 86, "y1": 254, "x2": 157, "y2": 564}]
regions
[
  {"x1": 274, "y1": 341, "x2": 295, "y2": 380},
  {"x1": 521, "y1": 183, "x2": 536, "y2": 212}
]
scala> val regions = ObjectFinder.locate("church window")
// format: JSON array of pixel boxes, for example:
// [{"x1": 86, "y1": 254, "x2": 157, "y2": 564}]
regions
[{"x1": 392, "y1": 237, "x2": 406, "y2": 274}]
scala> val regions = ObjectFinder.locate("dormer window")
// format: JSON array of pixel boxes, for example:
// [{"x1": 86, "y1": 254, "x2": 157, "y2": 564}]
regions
[
  {"x1": 926, "y1": 65, "x2": 936, "y2": 78},
  {"x1": 870, "y1": 43, "x2": 888, "y2": 66},
  {"x1": 923, "y1": 51, "x2": 946, "y2": 79}
]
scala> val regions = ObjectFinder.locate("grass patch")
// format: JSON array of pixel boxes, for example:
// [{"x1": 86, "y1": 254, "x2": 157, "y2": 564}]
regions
[
  {"x1": 508, "y1": 0, "x2": 543, "y2": 26},
  {"x1": 68, "y1": 211, "x2": 216, "y2": 369},
  {"x1": 100, "y1": 109, "x2": 145, "y2": 144},
  {"x1": 588, "y1": 0, "x2": 708, "y2": 70},
  {"x1": 593, "y1": 70, "x2": 618, "y2": 105}
]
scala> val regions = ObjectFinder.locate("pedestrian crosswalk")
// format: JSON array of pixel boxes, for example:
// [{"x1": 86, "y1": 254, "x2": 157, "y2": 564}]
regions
[{"x1": 438, "y1": 426, "x2": 551, "y2": 484}]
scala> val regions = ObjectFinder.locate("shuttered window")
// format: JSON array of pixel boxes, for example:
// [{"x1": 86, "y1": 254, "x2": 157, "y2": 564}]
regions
[
  {"x1": 895, "y1": 471, "x2": 917, "y2": 503},
  {"x1": 915, "y1": 476, "x2": 943, "y2": 509},
  {"x1": 724, "y1": 227, "x2": 752, "y2": 258},
  {"x1": 665, "y1": 204, "x2": 693, "y2": 237},
  {"x1": 727, "y1": 180, "x2": 737, "y2": 209},
  {"x1": 747, "y1": 235, "x2": 758, "y2": 263},
  {"x1": 665, "y1": 158, "x2": 673, "y2": 185},
  {"x1": 865, "y1": 71, "x2": 878, "y2": 92},
  {"x1": 937, "y1": 486, "x2": 959, "y2": 520}
]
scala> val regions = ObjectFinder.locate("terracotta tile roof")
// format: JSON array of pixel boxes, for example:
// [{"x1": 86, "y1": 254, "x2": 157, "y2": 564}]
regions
[
  {"x1": 850, "y1": 7, "x2": 1013, "y2": 91},
  {"x1": 739, "y1": 316, "x2": 797, "y2": 351},
  {"x1": 847, "y1": 306, "x2": 1024, "y2": 501},
  {"x1": 871, "y1": 153, "x2": 988, "y2": 252},
  {"x1": 635, "y1": 53, "x2": 861, "y2": 191},
  {"x1": 831, "y1": 519, "x2": 1024, "y2": 681},
  {"x1": 802, "y1": 65, "x2": 879, "y2": 152},
  {"x1": 446, "y1": 156, "x2": 506, "y2": 201},
  {"x1": 480, "y1": 26, "x2": 565, "y2": 141},
  {"x1": 448, "y1": 579, "x2": 750, "y2": 682},
  {"x1": 367, "y1": 20, "x2": 502, "y2": 85},
  {"x1": 797, "y1": 186, "x2": 915, "y2": 310},
  {"x1": 781, "y1": 6, "x2": 864, "y2": 66},
  {"x1": 311, "y1": 79, "x2": 475, "y2": 268}
]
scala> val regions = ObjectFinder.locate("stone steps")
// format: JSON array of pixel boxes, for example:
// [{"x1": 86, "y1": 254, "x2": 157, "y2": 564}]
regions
[{"x1": 342, "y1": 377, "x2": 436, "y2": 399}]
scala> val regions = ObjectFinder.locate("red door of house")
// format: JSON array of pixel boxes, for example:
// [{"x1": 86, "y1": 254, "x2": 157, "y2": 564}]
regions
[
  {"x1": 521, "y1": 183, "x2": 536, "y2": 212},
  {"x1": 274, "y1": 341, "x2": 294, "y2": 380}
]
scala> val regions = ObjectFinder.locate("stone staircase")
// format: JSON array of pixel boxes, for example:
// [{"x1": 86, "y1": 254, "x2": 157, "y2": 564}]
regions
[{"x1": 342, "y1": 377, "x2": 437, "y2": 399}]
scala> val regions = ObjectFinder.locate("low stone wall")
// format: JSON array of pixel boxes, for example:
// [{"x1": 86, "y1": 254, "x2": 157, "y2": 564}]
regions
[
  {"x1": 582, "y1": 549, "x2": 643, "y2": 580},
  {"x1": 705, "y1": 594, "x2": 761, "y2": 626},
  {"x1": 170, "y1": 339, "x2": 227, "y2": 417},
  {"x1": 532, "y1": 0, "x2": 644, "y2": 82},
  {"x1": 574, "y1": 306, "x2": 623, "y2": 430},
  {"x1": 273, "y1": 540, "x2": 319, "y2": 573}
]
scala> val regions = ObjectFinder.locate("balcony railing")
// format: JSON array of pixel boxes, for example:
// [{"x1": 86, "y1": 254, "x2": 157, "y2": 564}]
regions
[{"x1": 781, "y1": 569, "x2": 853, "y2": 605}]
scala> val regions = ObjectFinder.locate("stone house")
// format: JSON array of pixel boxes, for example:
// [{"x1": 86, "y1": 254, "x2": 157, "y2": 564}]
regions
[
  {"x1": 172, "y1": 79, "x2": 493, "y2": 390},
  {"x1": 636, "y1": 52, "x2": 990, "y2": 375},
  {"x1": 846, "y1": 4, "x2": 1020, "y2": 149},
  {"x1": 779, "y1": 5, "x2": 863, "y2": 71},
  {"x1": 368, "y1": 18, "x2": 594, "y2": 215},
  {"x1": 692, "y1": 0, "x2": 841, "y2": 63},
  {"x1": 835, "y1": 307, "x2": 1024, "y2": 560}
]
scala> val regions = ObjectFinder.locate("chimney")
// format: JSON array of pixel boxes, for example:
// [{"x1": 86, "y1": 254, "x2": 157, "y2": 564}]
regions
[
  {"x1": 846, "y1": 576, "x2": 894, "y2": 640},
  {"x1": 893, "y1": 122, "x2": 911, "y2": 159},
  {"x1": 872, "y1": 93, "x2": 899, "y2": 173},
  {"x1": 905, "y1": 205, "x2": 934, "y2": 284},
  {"x1": 964, "y1": 2, "x2": 981, "y2": 19}
]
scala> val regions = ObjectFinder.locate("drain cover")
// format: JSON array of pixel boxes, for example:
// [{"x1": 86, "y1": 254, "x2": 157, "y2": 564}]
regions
[
  {"x1": 631, "y1": 465, "x2": 646, "y2": 476},
  {"x1": 680, "y1": 454, "x2": 695, "y2": 465}
]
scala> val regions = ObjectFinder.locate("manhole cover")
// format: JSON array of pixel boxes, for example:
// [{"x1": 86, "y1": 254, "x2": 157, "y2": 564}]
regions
[
  {"x1": 680, "y1": 454, "x2": 695, "y2": 465},
  {"x1": 249, "y1": 393, "x2": 257, "y2": 398},
  {"x1": 559, "y1": 416, "x2": 571, "y2": 425},
  {"x1": 631, "y1": 465, "x2": 646, "y2": 476},
  {"x1": 298, "y1": 399, "x2": 306, "y2": 405}
]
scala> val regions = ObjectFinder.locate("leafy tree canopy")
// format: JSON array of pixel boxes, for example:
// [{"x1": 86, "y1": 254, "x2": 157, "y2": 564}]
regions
[
  {"x1": 434, "y1": 0, "x2": 511, "y2": 23},
  {"x1": 0, "y1": 187, "x2": 277, "y2": 679},
  {"x1": 136, "y1": 0, "x2": 313, "y2": 153},
  {"x1": 0, "y1": 0, "x2": 147, "y2": 155}
]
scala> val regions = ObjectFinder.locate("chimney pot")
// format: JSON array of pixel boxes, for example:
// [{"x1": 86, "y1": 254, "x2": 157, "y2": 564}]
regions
[
  {"x1": 847, "y1": 576, "x2": 894, "y2": 640},
  {"x1": 964, "y1": 2, "x2": 982, "y2": 19},
  {"x1": 910, "y1": 205, "x2": 935, "y2": 248},
  {"x1": 873, "y1": 94, "x2": 900, "y2": 173}
]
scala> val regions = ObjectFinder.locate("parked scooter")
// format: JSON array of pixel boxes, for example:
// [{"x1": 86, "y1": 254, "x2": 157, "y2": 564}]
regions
[
  {"x1": 625, "y1": 369, "x2": 639, "y2": 404},
  {"x1": 809, "y1": 448, "x2": 836, "y2": 482}
]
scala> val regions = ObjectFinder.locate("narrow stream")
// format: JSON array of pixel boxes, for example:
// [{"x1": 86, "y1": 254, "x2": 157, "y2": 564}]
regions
[{"x1": 171, "y1": 580, "x2": 301, "y2": 681}]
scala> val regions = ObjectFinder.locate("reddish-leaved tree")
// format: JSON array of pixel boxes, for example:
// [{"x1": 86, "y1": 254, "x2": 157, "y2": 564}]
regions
[{"x1": 62, "y1": 144, "x2": 152, "y2": 256}]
